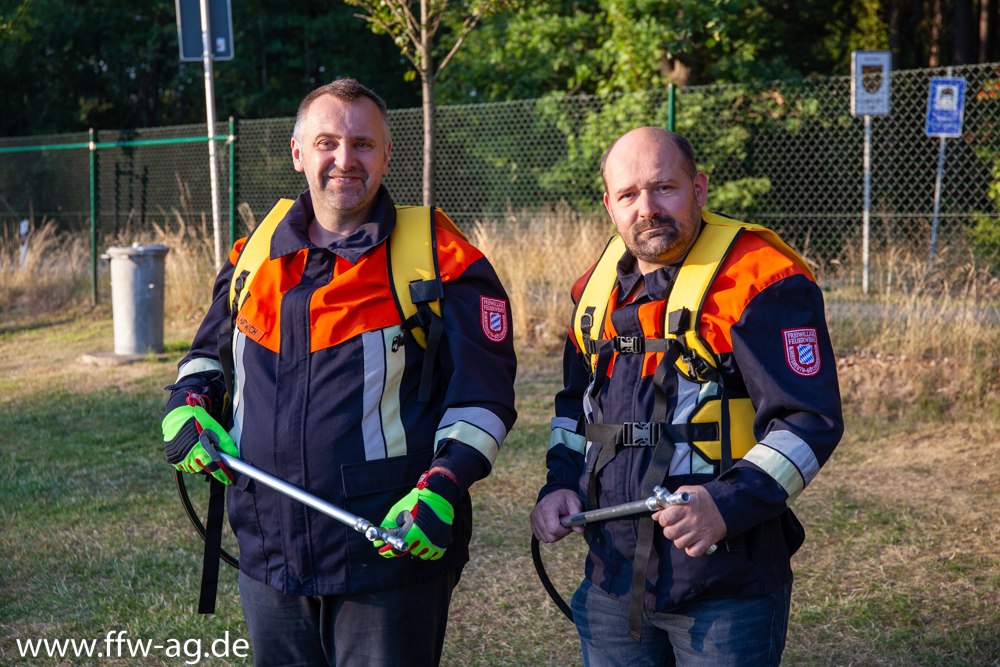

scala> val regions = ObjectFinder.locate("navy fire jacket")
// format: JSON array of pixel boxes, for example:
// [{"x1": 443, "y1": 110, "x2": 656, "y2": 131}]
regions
[
  {"x1": 540, "y1": 230, "x2": 843, "y2": 612},
  {"x1": 169, "y1": 187, "x2": 517, "y2": 596}
]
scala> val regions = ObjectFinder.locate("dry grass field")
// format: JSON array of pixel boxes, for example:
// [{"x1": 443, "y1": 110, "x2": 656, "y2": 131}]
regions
[{"x1": 1, "y1": 219, "x2": 999, "y2": 666}]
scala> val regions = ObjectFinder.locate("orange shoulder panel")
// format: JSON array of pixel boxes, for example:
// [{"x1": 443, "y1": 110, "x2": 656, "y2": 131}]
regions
[
  {"x1": 309, "y1": 244, "x2": 402, "y2": 352},
  {"x1": 435, "y1": 213, "x2": 485, "y2": 282},
  {"x1": 600, "y1": 287, "x2": 622, "y2": 377},
  {"x1": 228, "y1": 237, "x2": 248, "y2": 266},
  {"x1": 699, "y1": 231, "x2": 814, "y2": 354},
  {"x1": 571, "y1": 261, "x2": 598, "y2": 304},
  {"x1": 636, "y1": 298, "x2": 667, "y2": 378},
  {"x1": 235, "y1": 249, "x2": 308, "y2": 352}
]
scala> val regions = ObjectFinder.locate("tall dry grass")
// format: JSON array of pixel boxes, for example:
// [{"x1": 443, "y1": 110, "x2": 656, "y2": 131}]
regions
[
  {"x1": 5, "y1": 206, "x2": 998, "y2": 368},
  {"x1": 149, "y1": 208, "x2": 217, "y2": 323},
  {"x1": 0, "y1": 206, "x2": 218, "y2": 324},
  {"x1": 469, "y1": 208, "x2": 613, "y2": 349},
  {"x1": 0, "y1": 219, "x2": 90, "y2": 315},
  {"x1": 831, "y1": 245, "x2": 1000, "y2": 363}
]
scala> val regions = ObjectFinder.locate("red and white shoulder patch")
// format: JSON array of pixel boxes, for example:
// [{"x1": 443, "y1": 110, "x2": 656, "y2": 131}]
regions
[
  {"x1": 480, "y1": 296, "x2": 509, "y2": 342},
  {"x1": 782, "y1": 328, "x2": 821, "y2": 377}
]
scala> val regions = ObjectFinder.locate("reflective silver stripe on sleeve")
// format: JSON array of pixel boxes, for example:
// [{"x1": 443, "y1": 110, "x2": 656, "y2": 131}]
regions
[
  {"x1": 361, "y1": 330, "x2": 389, "y2": 461},
  {"x1": 743, "y1": 434, "x2": 819, "y2": 505},
  {"x1": 380, "y1": 326, "x2": 408, "y2": 458},
  {"x1": 551, "y1": 417, "x2": 578, "y2": 432},
  {"x1": 761, "y1": 430, "x2": 821, "y2": 485},
  {"x1": 549, "y1": 427, "x2": 586, "y2": 455},
  {"x1": 228, "y1": 329, "x2": 246, "y2": 454},
  {"x1": 434, "y1": 421, "x2": 499, "y2": 467},
  {"x1": 176, "y1": 357, "x2": 223, "y2": 383},
  {"x1": 439, "y1": 407, "x2": 507, "y2": 449}
]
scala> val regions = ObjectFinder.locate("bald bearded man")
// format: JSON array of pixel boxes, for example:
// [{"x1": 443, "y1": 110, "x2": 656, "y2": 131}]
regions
[{"x1": 531, "y1": 128, "x2": 843, "y2": 666}]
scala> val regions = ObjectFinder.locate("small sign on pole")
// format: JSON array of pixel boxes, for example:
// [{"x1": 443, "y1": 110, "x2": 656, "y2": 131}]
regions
[
  {"x1": 176, "y1": 0, "x2": 234, "y2": 61},
  {"x1": 850, "y1": 51, "x2": 892, "y2": 296},
  {"x1": 926, "y1": 74, "x2": 965, "y2": 270},
  {"x1": 850, "y1": 51, "x2": 892, "y2": 117},
  {"x1": 925, "y1": 77, "x2": 966, "y2": 138}
]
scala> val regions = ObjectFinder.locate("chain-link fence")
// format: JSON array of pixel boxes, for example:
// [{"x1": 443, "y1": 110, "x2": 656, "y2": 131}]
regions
[{"x1": 2, "y1": 63, "x2": 999, "y2": 312}]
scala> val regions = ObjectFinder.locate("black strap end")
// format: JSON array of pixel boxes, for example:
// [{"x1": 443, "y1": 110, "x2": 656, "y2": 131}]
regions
[
  {"x1": 409, "y1": 278, "x2": 444, "y2": 305},
  {"x1": 667, "y1": 308, "x2": 691, "y2": 335}
]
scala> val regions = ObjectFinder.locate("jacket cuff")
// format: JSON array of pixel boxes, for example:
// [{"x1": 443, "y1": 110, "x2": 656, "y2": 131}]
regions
[
  {"x1": 430, "y1": 440, "x2": 489, "y2": 497},
  {"x1": 702, "y1": 464, "x2": 790, "y2": 538}
]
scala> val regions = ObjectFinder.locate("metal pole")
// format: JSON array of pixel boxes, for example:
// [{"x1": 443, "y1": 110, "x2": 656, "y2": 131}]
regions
[
  {"x1": 217, "y1": 451, "x2": 408, "y2": 552},
  {"x1": 929, "y1": 136, "x2": 946, "y2": 270},
  {"x1": 228, "y1": 116, "x2": 236, "y2": 249},
  {"x1": 667, "y1": 83, "x2": 676, "y2": 132},
  {"x1": 560, "y1": 488, "x2": 690, "y2": 527},
  {"x1": 929, "y1": 66, "x2": 953, "y2": 272},
  {"x1": 196, "y1": 428, "x2": 409, "y2": 553},
  {"x1": 89, "y1": 128, "x2": 97, "y2": 306},
  {"x1": 862, "y1": 114, "x2": 872, "y2": 296},
  {"x1": 199, "y1": 0, "x2": 223, "y2": 271}
]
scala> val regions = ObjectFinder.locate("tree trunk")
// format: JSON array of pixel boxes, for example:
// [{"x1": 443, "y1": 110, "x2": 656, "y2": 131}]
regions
[
  {"x1": 955, "y1": 0, "x2": 974, "y2": 64},
  {"x1": 929, "y1": 0, "x2": 943, "y2": 66},
  {"x1": 888, "y1": 0, "x2": 901, "y2": 55},
  {"x1": 420, "y1": 0, "x2": 435, "y2": 206},
  {"x1": 980, "y1": 0, "x2": 991, "y2": 62}
]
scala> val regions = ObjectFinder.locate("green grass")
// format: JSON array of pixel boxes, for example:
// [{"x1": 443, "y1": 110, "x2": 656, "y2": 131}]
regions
[{"x1": 2, "y1": 317, "x2": 999, "y2": 666}]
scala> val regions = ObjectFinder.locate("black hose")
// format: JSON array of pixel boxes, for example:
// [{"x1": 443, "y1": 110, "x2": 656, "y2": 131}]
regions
[
  {"x1": 530, "y1": 534, "x2": 574, "y2": 622},
  {"x1": 174, "y1": 469, "x2": 239, "y2": 569}
]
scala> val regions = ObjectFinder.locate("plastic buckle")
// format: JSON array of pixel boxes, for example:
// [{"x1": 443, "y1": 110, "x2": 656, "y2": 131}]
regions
[
  {"x1": 615, "y1": 336, "x2": 642, "y2": 354},
  {"x1": 622, "y1": 422, "x2": 659, "y2": 447},
  {"x1": 391, "y1": 331, "x2": 406, "y2": 353}
]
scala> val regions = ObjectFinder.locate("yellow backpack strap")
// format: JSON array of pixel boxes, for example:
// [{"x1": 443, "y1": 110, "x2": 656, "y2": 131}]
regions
[
  {"x1": 665, "y1": 211, "x2": 813, "y2": 380},
  {"x1": 388, "y1": 206, "x2": 462, "y2": 401},
  {"x1": 663, "y1": 215, "x2": 744, "y2": 379},
  {"x1": 228, "y1": 198, "x2": 296, "y2": 312},
  {"x1": 702, "y1": 211, "x2": 814, "y2": 280},
  {"x1": 389, "y1": 206, "x2": 448, "y2": 347},
  {"x1": 571, "y1": 235, "x2": 626, "y2": 370}
]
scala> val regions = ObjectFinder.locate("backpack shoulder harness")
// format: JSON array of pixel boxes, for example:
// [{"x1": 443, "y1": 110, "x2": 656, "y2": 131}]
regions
[{"x1": 568, "y1": 211, "x2": 811, "y2": 641}]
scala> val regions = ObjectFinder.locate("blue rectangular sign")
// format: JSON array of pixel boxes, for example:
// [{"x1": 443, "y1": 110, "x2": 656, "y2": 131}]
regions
[
  {"x1": 925, "y1": 77, "x2": 966, "y2": 138},
  {"x1": 176, "y1": 0, "x2": 234, "y2": 62}
]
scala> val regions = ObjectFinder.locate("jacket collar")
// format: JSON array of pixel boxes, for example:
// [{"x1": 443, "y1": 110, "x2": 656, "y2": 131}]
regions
[
  {"x1": 615, "y1": 222, "x2": 706, "y2": 303},
  {"x1": 269, "y1": 185, "x2": 397, "y2": 264}
]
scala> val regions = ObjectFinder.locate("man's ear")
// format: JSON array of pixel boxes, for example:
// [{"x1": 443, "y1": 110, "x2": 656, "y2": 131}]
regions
[
  {"x1": 694, "y1": 171, "x2": 709, "y2": 208},
  {"x1": 291, "y1": 137, "x2": 304, "y2": 173},
  {"x1": 603, "y1": 192, "x2": 622, "y2": 233},
  {"x1": 383, "y1": 139, "x2": 392, "y2": 175}
]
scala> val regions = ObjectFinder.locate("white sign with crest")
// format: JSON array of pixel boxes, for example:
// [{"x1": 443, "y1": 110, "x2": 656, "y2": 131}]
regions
[{"x1": 850, "y1": 51, "x2": 892, "y2": 117}]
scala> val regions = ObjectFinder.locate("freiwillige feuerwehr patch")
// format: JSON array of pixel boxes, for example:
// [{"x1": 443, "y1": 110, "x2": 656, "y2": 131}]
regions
[
  {"x1": 783, "y1": 328, "x2": 821, "y2": 376},
  {"x1": 481, "y1": 296, "x2": 508, "y2": 342}
]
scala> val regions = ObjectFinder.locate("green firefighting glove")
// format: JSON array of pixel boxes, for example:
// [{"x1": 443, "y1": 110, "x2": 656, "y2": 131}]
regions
[
  {"x1": 162, "y1": 392, "x2": 237, "y2": 485},
  {"x1": 376, "y1": 470, "x2": 460, "y2": 561}
]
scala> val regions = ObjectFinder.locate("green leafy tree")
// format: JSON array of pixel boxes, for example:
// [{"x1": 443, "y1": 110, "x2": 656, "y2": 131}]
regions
[
  {"x1": 436, "y1": 0, "x2": 860, "y2": 104},
  {"x1": 0, "y1": 0, "x2": 419, "y2": 136},
  {"x1": 345, "y1": 0, "x2": 504, "y2": 205},
  {"x1": 0, "y1": 0, "x2": 33, "y2": 43}
]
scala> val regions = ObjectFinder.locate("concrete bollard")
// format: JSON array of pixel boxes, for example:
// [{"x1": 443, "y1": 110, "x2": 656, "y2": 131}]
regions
[{"x1": 106, "y1": 243, "x2": 170, "y2": 355}]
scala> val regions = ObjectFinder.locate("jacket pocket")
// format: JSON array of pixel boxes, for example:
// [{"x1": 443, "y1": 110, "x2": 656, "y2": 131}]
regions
[{"x1": 341, "y1": 449, "x2": 435, "y2": 518}]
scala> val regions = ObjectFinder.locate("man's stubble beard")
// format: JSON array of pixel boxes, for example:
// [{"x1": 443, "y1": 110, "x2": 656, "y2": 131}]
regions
[
  {"x1": 312, "y1": 168, "x2": 379, "y2": 217},
  {"x1": 623, "y1": 211, "x2": 701, "y2": 265}
]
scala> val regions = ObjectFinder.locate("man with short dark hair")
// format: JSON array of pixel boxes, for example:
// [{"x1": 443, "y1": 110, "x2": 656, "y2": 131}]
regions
[
  {"x1": 531, "y1": 127, "x2": 843, "y2": 666},
  {"x1": 162, "y1": 79, "x2": 517, "y2": 666}
]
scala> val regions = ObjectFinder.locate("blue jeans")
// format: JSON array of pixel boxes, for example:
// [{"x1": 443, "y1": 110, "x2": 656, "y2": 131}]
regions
[
  {"x1": 571, "y1": 578, "x2": 792, "y2": 667},
  {"x1": 239, "y1": 569, "x2": 458, "y2": 667}
]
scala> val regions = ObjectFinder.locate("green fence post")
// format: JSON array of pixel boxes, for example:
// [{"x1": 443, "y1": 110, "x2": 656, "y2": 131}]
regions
[
  {"x1": 229, "y1": 116, "x2": 236, "y2": 248},
  {"x1": 667, "y1": 83, "x2": 676, "y2": 132},
  {"x1": 89, "y1": 128, "x2": 97, "y2": 306}
]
